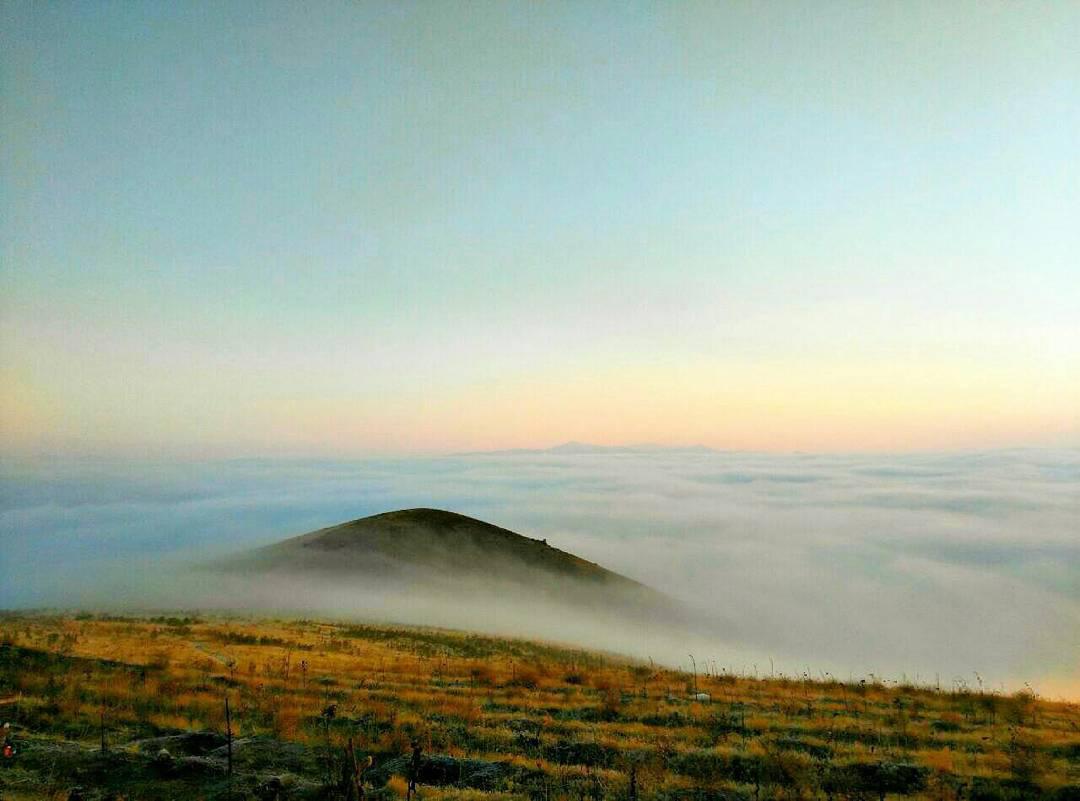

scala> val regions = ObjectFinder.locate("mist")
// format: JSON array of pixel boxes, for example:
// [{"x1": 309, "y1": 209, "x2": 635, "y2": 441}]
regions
[{"x1": 1, "y1": 447, "x2": 1077, "y2": 696}]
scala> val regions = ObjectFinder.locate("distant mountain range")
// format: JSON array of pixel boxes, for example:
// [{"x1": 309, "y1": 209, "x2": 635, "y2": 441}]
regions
[{"x1": 455, "y1": 441, "x2": 719, "y2": 457}]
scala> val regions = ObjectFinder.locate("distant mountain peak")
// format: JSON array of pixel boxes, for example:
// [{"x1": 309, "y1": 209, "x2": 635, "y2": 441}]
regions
[{"x1": 547, "y1": 441, "x2": 615, "y2": 454}]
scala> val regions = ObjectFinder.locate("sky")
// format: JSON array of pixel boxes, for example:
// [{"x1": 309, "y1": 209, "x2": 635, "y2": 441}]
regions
[
  {"x1": 2, "y1": 449, "x2": 1078, "y2": 697},
  {"x1": 2, "y1": 1, "x2": 1078, "y2": 456}
]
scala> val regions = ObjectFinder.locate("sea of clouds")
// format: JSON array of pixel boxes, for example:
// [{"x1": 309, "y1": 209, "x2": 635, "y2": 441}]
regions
[{"x1": 1, "y1": 447, "x2": 1077, "y2": 695}]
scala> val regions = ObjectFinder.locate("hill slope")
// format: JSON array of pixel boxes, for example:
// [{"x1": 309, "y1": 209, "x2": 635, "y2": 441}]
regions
[
  {"x1": 7, "y1": 613, "x2": 1077, "y2": 801},
  {"x1": 219, "y1": 508, "x2": 666, "y2": 612}
]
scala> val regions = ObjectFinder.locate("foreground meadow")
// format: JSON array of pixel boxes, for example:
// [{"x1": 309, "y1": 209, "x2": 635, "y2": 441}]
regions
[{"x1": 0, "y1": 613, "x2": 1076, "y2": 801}]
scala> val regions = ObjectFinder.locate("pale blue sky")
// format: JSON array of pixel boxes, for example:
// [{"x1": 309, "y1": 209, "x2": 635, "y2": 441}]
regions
[{"x1": 2, "y1": 2, "x2": 1078, "y2": 455}]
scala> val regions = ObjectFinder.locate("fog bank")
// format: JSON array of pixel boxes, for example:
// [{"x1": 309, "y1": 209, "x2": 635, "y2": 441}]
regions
[{"x1": 1, "y1": 448, "x2": 1077, "y2": 696}]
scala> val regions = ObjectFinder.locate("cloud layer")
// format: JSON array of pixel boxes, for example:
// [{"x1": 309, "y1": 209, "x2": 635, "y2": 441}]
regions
[{"x1": 1, "y1": 448, "x2": 1077, "y2": 695}]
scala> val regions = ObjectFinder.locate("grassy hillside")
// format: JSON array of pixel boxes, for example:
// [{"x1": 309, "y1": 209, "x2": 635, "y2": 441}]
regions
[
  {"x1": 228, "y1": 509, "x2": 644, "y2": 587},
  {"x1": 0, "y1": 612, "x2": 1077, "y2": 801},
  {"x1": 218, "y1": 510, "x2": 670, "y2": 623}
]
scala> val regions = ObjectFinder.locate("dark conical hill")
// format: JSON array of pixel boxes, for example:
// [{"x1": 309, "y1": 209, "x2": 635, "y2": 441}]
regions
[{"x1": 223, "y1": 508, "x2": 656, "y2": 596}]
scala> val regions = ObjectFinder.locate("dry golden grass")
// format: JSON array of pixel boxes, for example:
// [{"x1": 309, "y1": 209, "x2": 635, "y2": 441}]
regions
[{"x1": 0, "y1": 612, "x2": 1077, "y2": 801}]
